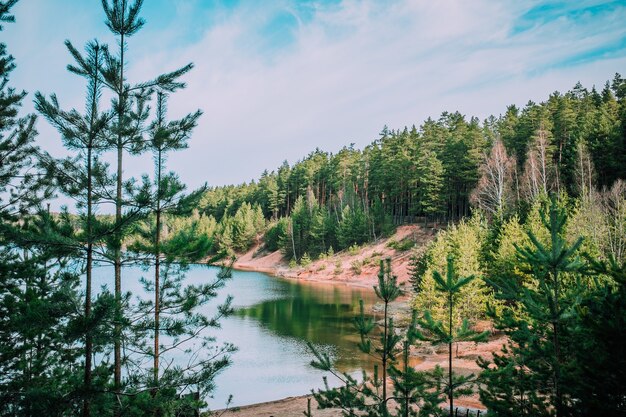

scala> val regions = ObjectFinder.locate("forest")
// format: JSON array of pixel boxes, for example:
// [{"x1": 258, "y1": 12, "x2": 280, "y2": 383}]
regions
[{"x1": 1, "y1": 0, "x2": 625, "y2": 416}]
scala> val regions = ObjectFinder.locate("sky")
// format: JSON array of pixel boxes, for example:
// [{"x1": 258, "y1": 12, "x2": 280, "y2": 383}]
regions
[{"x1": 4, "y1": 0, "x2": 626, "y2": 199}]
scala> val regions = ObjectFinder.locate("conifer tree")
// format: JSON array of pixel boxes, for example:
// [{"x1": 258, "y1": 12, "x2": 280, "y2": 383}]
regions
[
  {"x1": 417, "y1": 149, "x2": 445, "y2": 221},
  {"x1": 99, "y1": 1, "x2": 195, "y2": 396},
  {"x1": 0, "y1": 0, "x2": 50, "y2": 214},
  {"x1": 34, "y1": 39, "x2": 118, "y2": 417},
  {"x1": 308, "y1": 259, "x2": 441, "y2": 417},
  {"x1": 0, "y1": 3, "x2": 84, "y2": 414},
  {"x1": 479, "y1": 198, "x2": 586, "y2": 417},
  {"x1": 0, "y1": 213, "x2": 85, "y2": 416},
  {"x1": 35, "y1": 35, "x2": 143, "y2": 416},
  {"x1": 125, "y1": 92, "x2": 235, "y2": 415},
  {"x1": 414, "y1": 257, "x2": 488, "y2": 417},
  {"x1": 571, "y1": 256, "x2": 626, "y2": 417},
  {"x1": 145, "y1": 91, "x2": 200, "y2": 389}
]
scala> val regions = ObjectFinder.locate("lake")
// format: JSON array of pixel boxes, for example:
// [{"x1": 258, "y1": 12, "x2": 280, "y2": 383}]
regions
[{"x1": 93, "y1": 264, "x2": 378, "y2": 408}]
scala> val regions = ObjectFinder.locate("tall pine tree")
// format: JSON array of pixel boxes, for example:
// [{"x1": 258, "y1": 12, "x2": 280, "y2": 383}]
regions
[{"x1": 35, "y1": 39, "x2": 117, "y2": 417}]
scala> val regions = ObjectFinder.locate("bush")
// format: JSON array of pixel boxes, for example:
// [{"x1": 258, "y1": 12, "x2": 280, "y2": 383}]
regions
[
  {"x1": 300, "y1": 252, "x2": 312, "y2": 267},
  {"x1": 387, "y1": 237, "x2": 414, "y2": 251},
  {"x1": 351, "y1": 260, "x2": 363, "y2": 275},
  {"x1": 334, "y1": 260, "x2": 342, "y2": 275},
  {"x1": 348, "y1": 243, "x2": 360, "y2": 255}
]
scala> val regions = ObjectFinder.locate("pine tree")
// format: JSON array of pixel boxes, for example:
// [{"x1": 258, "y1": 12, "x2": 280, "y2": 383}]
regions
[
  {"x1": 288, "y1": 196, "x2": 312, "y2": 260},
  {"x1": 479, "y1": 198, "x2": 586, "y2": 417},
  {"x1": 0, "y1": 0, "x2": 50, "y2": 215},
  {"x1": 0, "y1": 211, "x2": 88, "y2": 416},
  {"x1": 34, "y1": 38, "x2": 119, "y2": 417},
  {"x1": 308, "y1": 259, "x2": 442, "y2": 416},
  {"x1": 413, "y1": 217, "x2": 494, "y2": 324},
  {"x1": 417, "y1": 149, "x2": 445, "y2": 220},
  {"x1": 0, "y1": 3, "x2": 87, "y2": 415},
  {"x1": 414, "y1": 257, "x2": 488, "y2": 417},
  {"x1": 126, "y1": 92, "x2": 235, "y2": 415},
  {"x1": 99, "y1": 1, "x2": 195, "y2": 397},
  {"x1": 571, "y1": 256, "x2": 626, "y2": 417}
]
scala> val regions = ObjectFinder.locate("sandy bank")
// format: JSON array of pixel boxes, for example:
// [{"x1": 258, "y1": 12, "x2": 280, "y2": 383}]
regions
[{"x1": 233, "y1": 225, "x2": 437, "y2": 289}]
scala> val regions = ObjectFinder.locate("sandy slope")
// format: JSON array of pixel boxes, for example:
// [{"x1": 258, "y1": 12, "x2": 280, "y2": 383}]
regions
[{"x1": 233, "y1": 225, "x2": 437, "y2": 288}]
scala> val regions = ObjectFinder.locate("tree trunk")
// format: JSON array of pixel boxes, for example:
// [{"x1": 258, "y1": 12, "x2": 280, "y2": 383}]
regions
[
  {"x1": 83, "y1": 45, "x2": 100, "y2": 417},
  {"x1": 114, "y1": 31, "x2": 126, "y2": 409},
  {"x1": 448, "y1": 291, "x2": 454, "y2": 417},
  {"x1": 154, "y1": 149, "x2": 162, "y2": 389}
]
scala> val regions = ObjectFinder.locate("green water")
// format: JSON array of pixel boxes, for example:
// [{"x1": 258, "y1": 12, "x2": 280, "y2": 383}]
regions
[{"x1": 234, "y1": 276, "x2": 379, "y2": 373}]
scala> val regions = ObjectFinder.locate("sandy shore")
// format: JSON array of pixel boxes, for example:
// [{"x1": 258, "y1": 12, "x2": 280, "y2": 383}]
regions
[{"x1": 213, "y1": 395, "x2": 341, "y2": 417}]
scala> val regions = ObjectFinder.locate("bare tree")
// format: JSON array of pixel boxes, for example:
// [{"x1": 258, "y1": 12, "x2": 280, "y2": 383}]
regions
[
  {"x1": 601, "y1": 180, "x2": 626, "y2": 262},
  {"x1": 470, "y1": 139, "x2": 516, "y2": 219},
  {"x1": 522, "y1": 125, "x2": 556, "y2": 199},
  {"x1": 574, "y1": 142, "x2": 596, "y2": 200}
]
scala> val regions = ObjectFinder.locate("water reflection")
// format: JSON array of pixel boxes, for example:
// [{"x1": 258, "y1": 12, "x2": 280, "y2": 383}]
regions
[{"x1": 235, "y1": 279, "x2": 379, "y2": 372}]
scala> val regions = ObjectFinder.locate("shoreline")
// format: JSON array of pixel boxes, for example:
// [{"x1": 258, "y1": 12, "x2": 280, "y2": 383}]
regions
[{"x1": 232, "y1": 262, "x2": 381, "y2": 289}]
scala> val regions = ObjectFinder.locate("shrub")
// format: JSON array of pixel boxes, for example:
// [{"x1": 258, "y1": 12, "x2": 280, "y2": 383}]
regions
[
  {"x1": 334, "y1": 260, "x2": 342, "y2": 275},
  {"x1": 387, "y1": 237, "x2": 414, "y2": 251},
  {"x1": 300, "y1": 252, "x2": 312, "y2": 267}
]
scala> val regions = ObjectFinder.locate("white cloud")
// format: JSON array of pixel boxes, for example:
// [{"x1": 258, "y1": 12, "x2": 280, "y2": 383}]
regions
[{"x1": 4, "y1": 0, "x2": 626, "y2": 198}]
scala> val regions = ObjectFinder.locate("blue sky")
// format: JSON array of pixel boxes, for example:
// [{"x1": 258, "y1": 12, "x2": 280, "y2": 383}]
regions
[{"x1": 4, "y1": 0, "x2": 626, "y2": 201}]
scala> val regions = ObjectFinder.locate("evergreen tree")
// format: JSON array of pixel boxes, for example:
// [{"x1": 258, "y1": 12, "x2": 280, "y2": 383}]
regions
[
  {"x1": 417, "y1": 149, "x2": 445, "y2": 220},
  {"x1": 307, "y1": 259, "x2": 442, "y2": 417},
  {"x1": 99, "y1": 1, "x2": 195, "y2": 397},
  {"x1": 287, "y1": 195, "x2": 312, "y2": 260},
  {"x1": 413, "y1": 217, "x2": 494, "y2": 324},
  {"x1": 34, "y1": 39, "x2": 118, "y2": 417},
  {"x1": 0, "y1": 0, "x2": 50, "y2": 214},
  {"x1": 125, "y1": 92, "x2": 234, "y2": 415},
  {"x1": 0, "y1": 212, "x2": 89, "y2": 416},
  {"x1": 0, "y1": 3, "x2": 86, "y2": 415},
  {"x1": 570, "y1": 256, "x2": 626, "y2": 417},
  {"x1": 414, "y1": 257, "x2": 488, "y2": 417},
  {"x1": 337, "y1": 205, "x2": 370, "y2": 249},
  {"x1": 479, "y1": 198, "x2": 586, "y2": 417}
]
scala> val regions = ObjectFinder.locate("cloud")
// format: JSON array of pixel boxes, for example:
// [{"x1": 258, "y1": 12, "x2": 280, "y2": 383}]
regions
[{"x1": 4, "y1": 0, "x2": 626, "y2": 199}]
